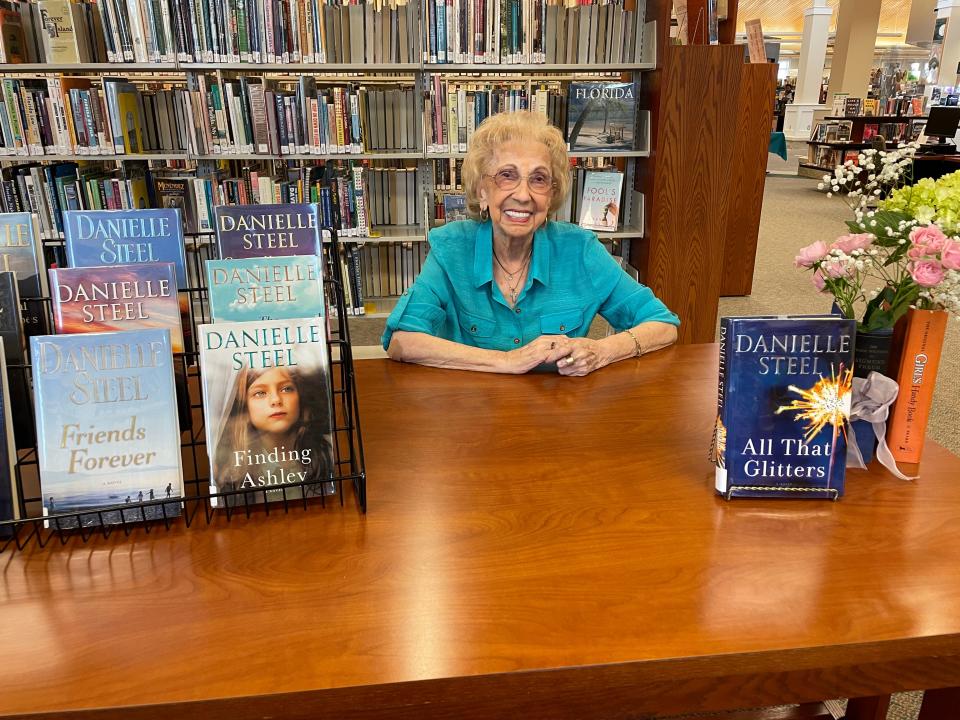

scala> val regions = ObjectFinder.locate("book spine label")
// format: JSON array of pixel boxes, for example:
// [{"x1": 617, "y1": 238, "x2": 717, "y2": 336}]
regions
[{"x1": 887, "y1": 310, "x2": 949, "y2": 464}]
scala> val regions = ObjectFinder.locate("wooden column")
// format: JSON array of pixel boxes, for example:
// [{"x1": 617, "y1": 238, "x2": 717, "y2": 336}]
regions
[{"x1": 720, "y1": 60, "x2": 777, "y2": 296}]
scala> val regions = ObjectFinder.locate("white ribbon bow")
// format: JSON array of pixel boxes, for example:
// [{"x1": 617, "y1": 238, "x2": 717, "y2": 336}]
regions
[{"x1": 846, "y1": 371, "x2": 917, "y2": 481}]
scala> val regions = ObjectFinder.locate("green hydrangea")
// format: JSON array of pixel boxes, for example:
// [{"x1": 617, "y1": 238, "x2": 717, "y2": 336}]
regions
[{"x1": 882, "y1": 170, "x2": 960, "y2": 233}]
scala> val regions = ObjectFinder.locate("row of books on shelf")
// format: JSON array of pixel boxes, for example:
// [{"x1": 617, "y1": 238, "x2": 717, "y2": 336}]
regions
[
  {"x1": 427, "y1": 79, "x2": 637, "y2": 153},
  {"x1": 0, "y1": 205, "x2": 357, "y2": 533},
  {"x1": 808, "y1": 119, "x2": 925, "y2": 146},
  {"x1": 424, "y1": 0, "x2": 647, "y2": 65},
  {"x1": 0, "y1": 0, "x2": 647, "y2": 66},
  {"x1": 830, "y1": 94, "x2": 926, "y2": 118}
]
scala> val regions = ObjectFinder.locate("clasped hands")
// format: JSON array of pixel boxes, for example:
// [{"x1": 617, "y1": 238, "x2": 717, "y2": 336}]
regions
[{"x1": 504, "y1": 335, "x2": 605, "y2": 376}]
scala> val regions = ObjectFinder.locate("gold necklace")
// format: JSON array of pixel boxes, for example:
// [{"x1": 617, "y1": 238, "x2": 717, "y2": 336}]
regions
[{"x1": 494, "y1": 251, "x2": 531, "y2": 305}]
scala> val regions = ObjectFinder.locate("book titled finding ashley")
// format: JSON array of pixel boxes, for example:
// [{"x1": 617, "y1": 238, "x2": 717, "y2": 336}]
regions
[
  {"x1": 712, "y1": 316, "x2": 856, "y2": 499},
  {"x1": 199, "y1": 318, "x2": 334, "y2": 506},
  {"x1": 31, "y1": 329, "x2": 183, "y2": 528}
]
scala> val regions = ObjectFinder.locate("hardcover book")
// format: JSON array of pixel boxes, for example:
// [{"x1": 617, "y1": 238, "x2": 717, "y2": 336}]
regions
[
  {"x1": 0, "y1": 341, "x2": 17, "y2": 536},
  {"x1": 62, "y1": 208, "x2": 192, "y2": 351},
  {"x1": 0, "y1": 271, "x2": 34, "y2": 449},
  {"x1": 578, "y1": 171, "x2": 623, "y2": 232},
  {"x1": 214, "y1": 203, "x2": 322, "y2": 260},
  {"x1": 31, "y1": 328, "x2": 184, "y2": 528},
  {"x1": 206, "y1": 255, "x2": 325, "y2": 323},
  {"x1": 198, "y1": 317, "x2": 334, "y2": 507},
  {"x1": 442, "y1": 193, "x2": 467, "y2": 222},
  {"x1": 49, "y1": 262, "x2": 191, "y2": 429},
  {"x1": 0, "y1": 212, "x2": 49, "y2": 340},
  {"x1": 566, "y1": 82, "x2": 636, "y2": 152},
  {"x1": 712, "y1": 316, "x2": 856, "y2": 499}
]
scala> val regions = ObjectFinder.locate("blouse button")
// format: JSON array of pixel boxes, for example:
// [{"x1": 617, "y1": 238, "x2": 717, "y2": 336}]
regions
[
  {"x1": 513, "y1": 338, "x2": 520, "y2": 344},
  {"x1": 559, "y1": 324, "x2": 565, "y2": 331},
  {"x1": 470, "y1": 325, "x2": 477, "y2": 333},
  {"x1": 515, "y1": 308, "x2": 521, "y2": 314}
]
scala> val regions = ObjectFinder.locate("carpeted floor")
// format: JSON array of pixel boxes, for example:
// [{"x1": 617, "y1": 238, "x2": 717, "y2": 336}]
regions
[{"x1": 347, "y1": 176, "x2": 955, "y2": 719}]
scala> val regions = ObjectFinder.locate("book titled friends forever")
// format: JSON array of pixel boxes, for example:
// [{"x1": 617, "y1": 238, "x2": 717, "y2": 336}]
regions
[
  {"x1": 712, "y1": 316, "x2": 856, "y2": 499},
  {"x1": 31, "y1": 329, "x2": 183, "y2": 528},
  {"x1": 199, "y1": 318, "x2": 334, "y2": 507}
]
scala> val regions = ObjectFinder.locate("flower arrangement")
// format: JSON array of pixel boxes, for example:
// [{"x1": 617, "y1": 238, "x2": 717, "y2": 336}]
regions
[{"x1": 795, "y1": 143, "x2": 960, "y2": 331}]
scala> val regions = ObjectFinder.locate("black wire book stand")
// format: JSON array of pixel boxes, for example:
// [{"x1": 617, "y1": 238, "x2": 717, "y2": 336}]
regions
[{"x1": 0, "y1": 226, "x2": 367, "y2": 553}]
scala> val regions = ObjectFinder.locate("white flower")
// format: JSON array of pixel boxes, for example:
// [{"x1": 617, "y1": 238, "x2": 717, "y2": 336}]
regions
[{"x1": 818, "y1": 183, "x2": 825, "y2": 190}]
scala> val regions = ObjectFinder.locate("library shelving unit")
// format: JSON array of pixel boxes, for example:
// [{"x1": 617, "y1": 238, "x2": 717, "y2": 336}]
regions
[
  {"x1": 799, "y1": 114, "x2": 927, "y2": 176},
  {"x1": 0, "y1": 0, "x2": 659, "y2": 321}
]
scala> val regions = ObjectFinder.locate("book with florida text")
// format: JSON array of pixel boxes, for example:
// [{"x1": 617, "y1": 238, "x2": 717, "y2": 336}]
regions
[
  {"x1": 198, "y1": 318, "x2": 334, "y2": 507},
  {"x1": 712, "y1": 315, "x2": 856, "y2": 499},
  {"x1": 578, "y1": 171, "x2": 624, "y2": 232},
  {"x1": 206, "y1": 255, "x2": 325, "y2": 323},
  {"x1": 566, "y1": 82, "x2": 637, "y2": 152},
  {"x1": 31, "y1": 328, "x2": 183, "y2": 528},
  {"x1": 214, "y1": 203, "x2": 322, "y2": 260}
]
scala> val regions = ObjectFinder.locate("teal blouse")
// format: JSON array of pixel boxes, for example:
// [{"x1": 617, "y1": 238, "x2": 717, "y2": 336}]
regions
[{"x1": 381, "y1": 219, "x2": 680, "y2": 352}]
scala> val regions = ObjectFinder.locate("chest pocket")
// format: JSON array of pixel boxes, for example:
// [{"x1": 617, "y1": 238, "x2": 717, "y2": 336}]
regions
[
  {"x1": 540, "y1": 309, "x2": 584, "y2": 335},
  {"x1": 459, "y1": 309, "x2": 497, "y2": 339}
]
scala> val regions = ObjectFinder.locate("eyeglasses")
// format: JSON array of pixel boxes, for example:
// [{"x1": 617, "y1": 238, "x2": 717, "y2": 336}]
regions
[{"x1": 484, "y1": 169, "x2": 555, "y2": 194}]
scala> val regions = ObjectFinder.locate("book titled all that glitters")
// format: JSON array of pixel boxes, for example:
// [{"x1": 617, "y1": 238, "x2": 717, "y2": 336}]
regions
[
  {"x1": 566, "y1": 82, "x2": 637, "y2": 152},
  {"x1": 199, "y1": 318, "x2": 334, "y2": 507},
  {"x1": 31, "y1": 329, "x2": 184, "y2": 528},
  {"x1": 712, "y1": 316, "x2": 856, "y2": 500},
  {"x1": 214, "y1": 203, "x2": 322, "y2": 260},
  {"x1": 206, "y1": 255, "x2": 325, "y2": 323}
]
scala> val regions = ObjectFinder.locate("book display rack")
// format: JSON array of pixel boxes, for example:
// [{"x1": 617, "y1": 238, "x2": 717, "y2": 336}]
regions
[
  {"x1": 0, "y1": 225, "x2": 368, "y2": 553},
  {"x1": 0, "y1": 0, "x2": 657, "y2": 318},
  {"x1": 800, "y1": 114, "x2": 927, "y2": 175}
]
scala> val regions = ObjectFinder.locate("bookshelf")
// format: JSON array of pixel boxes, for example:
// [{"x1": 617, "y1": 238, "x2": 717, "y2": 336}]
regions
[{"x1": 0, "y1": 0, "x2": 659, "y2": 323}]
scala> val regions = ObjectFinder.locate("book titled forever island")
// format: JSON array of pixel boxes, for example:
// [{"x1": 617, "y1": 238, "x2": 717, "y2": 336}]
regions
[
  {"x1": 31, "y1": 329, "x2": 183, "y2": 528},
  {"x1": 712, "y1": 316, "x2": 856, "y2": 500}
]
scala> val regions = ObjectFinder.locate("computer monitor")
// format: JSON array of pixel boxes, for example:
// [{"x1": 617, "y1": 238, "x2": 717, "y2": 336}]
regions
[{"x1": 924, "y1": 105, "x2": 960, "y2": 142}]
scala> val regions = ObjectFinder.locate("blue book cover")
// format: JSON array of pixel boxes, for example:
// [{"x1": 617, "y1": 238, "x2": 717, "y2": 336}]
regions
[
  {"x1": 442, "y1": 194, "x2": 467, "y2": 222},
  {"x1": 62, "y1": 209, "x2": 188, "y2": 289},
  {"x1": 566, "y1": 82, "x2": 637, "y2": 152},
  {"x1": 31, "y1": 328, "x2": 184, "y2": 528},
  {"x1": 0, "y1": 211, "x2": 49, "y2": 339},
  {"x1": 198, "y1": 318, "x2": 334, "y2": 507},
  {"x1": 713, "y1": 316, "x2": 856, "y2": 500},
  {"x1": 206, "y1": 255, "x2": 325, "y2": 323},
  {"x1": 214, "y1": 203, "x2": 322, "y2": 260}
]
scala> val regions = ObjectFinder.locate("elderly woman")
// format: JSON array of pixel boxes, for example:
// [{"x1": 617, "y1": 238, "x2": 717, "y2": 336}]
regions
[{"x1": 382, "y1": 111, "x2": 679, "y2": 376}]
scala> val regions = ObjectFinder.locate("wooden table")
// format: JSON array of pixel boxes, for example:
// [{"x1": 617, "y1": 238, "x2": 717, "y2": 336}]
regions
[{"x1": 3, "y1": 344, "x2": 960, "y2": 720}]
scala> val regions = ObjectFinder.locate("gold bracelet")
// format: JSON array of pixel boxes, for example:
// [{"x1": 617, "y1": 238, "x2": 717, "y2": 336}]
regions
[{"x1": 624, "y1": 328, "x2": 643, "y2": 357}]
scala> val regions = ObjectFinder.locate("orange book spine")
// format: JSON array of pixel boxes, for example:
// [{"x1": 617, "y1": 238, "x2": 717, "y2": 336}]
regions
[{"x1": 886, "y1": 309, "x2": 949, "y2": 464}]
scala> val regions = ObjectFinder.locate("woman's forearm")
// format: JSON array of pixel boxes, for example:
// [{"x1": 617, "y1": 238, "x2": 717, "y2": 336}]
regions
[
  {"x1": 387, "y1": 331, "x2": 508, "y2": 372},
  {"x1": 598, "y1": 321, "x2": 679, "y2": 366}
]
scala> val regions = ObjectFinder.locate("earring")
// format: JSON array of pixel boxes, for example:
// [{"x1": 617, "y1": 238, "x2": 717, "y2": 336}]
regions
[{"x1": 480, "y1": 206, "x2": 490, "y2": 222}]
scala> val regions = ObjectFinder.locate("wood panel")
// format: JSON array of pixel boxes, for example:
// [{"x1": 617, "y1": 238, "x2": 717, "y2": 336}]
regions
[
  {"x1": 641, "y1": 44, "x2": 743, "y2": 343},
  {"x1": 720, "y1": 60, "x2": 777, "y2": 296},
  {"x1": 718, "y1": 0, "x2": 741, "y2": 43}
]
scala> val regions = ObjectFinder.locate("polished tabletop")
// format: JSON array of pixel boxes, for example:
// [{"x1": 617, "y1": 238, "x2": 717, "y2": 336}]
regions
[{"x1": 3, "y1": 344, "x2": 960, "y2": 719}]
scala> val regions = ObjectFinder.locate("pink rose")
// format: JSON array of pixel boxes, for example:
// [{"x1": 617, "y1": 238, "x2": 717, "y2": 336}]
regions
[
  {"x1": 907, "y1": 246, "x2": 930, "y2": 261},
  {"x1": 832, "y1": 233, "x2": 873, "y2": 254},
  {"x1": 812, "y1": 270, "x2": 827, "y2": 292},
  {"x1": 941, "y1": 239, "x2": 960, "y2": 270},
  {"x1": 910, "y1": 260, "x2": 946, "y2": 287},
  {"x1": 909, "y1": 225, "x2": 948, "y2": 253},
  {"x1": 795, "y1": 240, "x2": 830, "y2": 268}
]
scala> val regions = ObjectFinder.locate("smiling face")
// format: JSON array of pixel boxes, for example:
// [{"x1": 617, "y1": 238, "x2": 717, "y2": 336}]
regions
[
  {"x1": 479, "y1": 140, "x2": 554, "y2": 245},
  {"x1": 246, "y1": 367, "x2": 301, "y2": 437}
]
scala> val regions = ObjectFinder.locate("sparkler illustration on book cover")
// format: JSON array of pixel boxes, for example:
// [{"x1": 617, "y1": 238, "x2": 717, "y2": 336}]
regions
[{"x1": 776, "y1": 365, "x2": 853, "y2": 490}]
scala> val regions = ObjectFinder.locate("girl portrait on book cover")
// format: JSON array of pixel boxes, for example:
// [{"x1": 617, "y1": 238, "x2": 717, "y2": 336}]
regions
[{"x1": 212, "y1": 364, "x2": 334, "y2": 504}]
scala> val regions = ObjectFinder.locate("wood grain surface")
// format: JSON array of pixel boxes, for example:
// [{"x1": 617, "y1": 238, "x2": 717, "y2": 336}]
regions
[
  {"x1": 720, "y1": 60, "x2": 777, "y2": 296},
  {"x1": 3, "y1": 346, "x2": 960, "y2": 719}
]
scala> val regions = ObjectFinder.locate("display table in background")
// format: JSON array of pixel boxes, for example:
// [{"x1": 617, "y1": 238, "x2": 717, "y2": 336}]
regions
[{"x1": 2, "y1": 345, "x2": 960, "y2": 719}]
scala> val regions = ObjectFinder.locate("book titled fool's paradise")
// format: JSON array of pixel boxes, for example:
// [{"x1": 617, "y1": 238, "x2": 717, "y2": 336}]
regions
[
  {"x1": 199, "y1": 318, "x2": 335, "y2": 507},
  {"x1": 206, "y1": 255, "x2": 325, "y2": 323},
  {"x1": 214, "y1": 203, "x2": 322, "y2": 260},
  {"x1": 578, "y1": 171, "x2": 624, "y2": 232},
  {"x1": 31, "y1": 329, "x2": 184, "y2": 528},
  {"x1": 711, "y1": 316, "x2": 856, "y2": 500}
]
